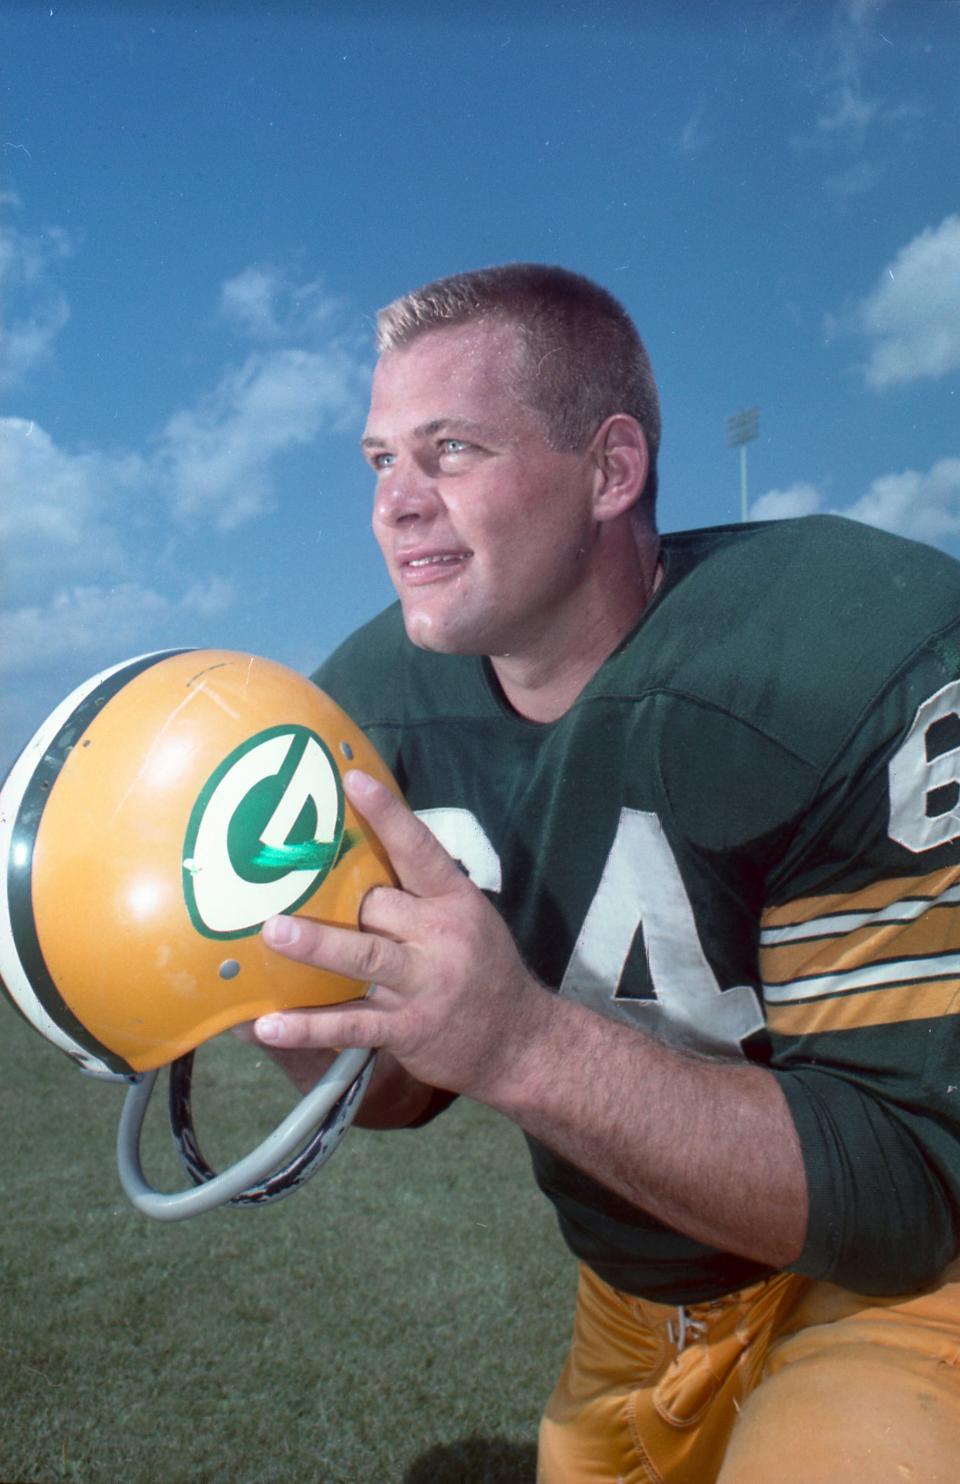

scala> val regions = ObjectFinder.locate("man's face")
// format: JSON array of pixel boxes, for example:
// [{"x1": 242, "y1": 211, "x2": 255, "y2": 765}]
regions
[{"x1": 362, "y1": 319, "x2": 600, "y2": 659}]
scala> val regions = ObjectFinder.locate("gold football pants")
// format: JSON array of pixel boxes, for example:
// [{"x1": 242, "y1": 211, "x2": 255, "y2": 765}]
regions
[{"x1": 538, "y1": 1258, "x2": 960, "y2": 1483}]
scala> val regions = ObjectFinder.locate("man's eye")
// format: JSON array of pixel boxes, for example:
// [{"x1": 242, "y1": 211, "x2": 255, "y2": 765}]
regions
[
  {"x1": 440, "y1": 439, "x2": 469, "y2": 455},
  {"x1": 373, "y1": 452, "x2": 396, "y2": 469}
]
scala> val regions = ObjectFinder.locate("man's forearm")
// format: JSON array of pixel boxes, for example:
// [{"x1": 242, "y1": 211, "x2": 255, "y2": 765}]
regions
[{"x1": 475, "y1": 982, "x2": 809, "y2": 1270}]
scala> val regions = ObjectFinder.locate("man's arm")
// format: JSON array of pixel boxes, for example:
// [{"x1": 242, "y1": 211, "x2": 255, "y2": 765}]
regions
[{"x1": 254, "y1": 769, "x2": 808, "y2": 1269}]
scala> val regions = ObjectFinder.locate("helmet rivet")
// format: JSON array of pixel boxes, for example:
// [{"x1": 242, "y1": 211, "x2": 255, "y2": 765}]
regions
[{"x1": 218, "y1": 959, "x2": 241, "y2": 981}]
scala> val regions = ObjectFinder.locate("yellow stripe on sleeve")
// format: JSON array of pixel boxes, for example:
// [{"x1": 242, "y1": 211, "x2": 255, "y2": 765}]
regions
[
  {"x1": 761, "y1": 863, "x2": 960, "y2": 929},
  {"x1": 767, "y1": 980, "x2": 960, "y2": 1036},
  {"x1": 760, "y1": 866, "x2": 960, "y2": 1021},
  {"x1": 762, "y1": 907, "x2": 960, "y2": 987}
]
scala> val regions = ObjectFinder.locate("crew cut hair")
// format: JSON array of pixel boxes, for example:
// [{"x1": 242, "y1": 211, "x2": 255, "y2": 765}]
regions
[{"x1": 375, "y1": 263, "x2": 661, "y2": 510}]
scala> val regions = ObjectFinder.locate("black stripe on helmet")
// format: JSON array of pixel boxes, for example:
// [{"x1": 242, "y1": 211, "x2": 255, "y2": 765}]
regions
[{"x1": 3, "y1": 650, "x2": 194, "y2": 1076}]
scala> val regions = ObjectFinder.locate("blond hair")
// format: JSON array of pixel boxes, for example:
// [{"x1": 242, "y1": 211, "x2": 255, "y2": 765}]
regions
[{"x1": 376, "y1": 263, "x2": 661, "y2": 510}]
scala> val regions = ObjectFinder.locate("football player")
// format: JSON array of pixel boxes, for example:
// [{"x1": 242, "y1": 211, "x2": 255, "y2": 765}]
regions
[{"x1": 251, "y1": 265, "x2": 960, "y2": 1482}]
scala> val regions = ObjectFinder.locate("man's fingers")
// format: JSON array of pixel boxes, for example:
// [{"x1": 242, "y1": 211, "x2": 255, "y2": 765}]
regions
[
  {"x1": 263, "y1": 911, "x2": 407, "y2": 988},
  {"x1": 357, "y1": 882, "x2": 418, "y2": 939},
  {"x1": 344, "y1": 770, "x2": 463, "y2": 897},
  {"x1": 254, "y1": 1002, "x2": 382, "y2": 1051}
]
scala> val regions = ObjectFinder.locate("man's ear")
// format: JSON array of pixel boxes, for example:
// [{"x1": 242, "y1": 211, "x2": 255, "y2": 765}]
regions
[{"x1": 590, "y1": 415, "x2": 649, "y2": 522}]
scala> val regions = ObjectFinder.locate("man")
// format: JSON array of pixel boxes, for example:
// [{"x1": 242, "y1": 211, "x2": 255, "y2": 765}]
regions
[{"x1": 253, "y1": 265, "x2": 960, "y2": 1481}]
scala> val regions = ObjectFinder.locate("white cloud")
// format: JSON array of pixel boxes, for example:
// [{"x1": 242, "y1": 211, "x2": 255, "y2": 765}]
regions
[
  {"x1": 0, "y1": 578, "x2": 236, "y2": 680},
  {"x1": 220, "y1": 266, "x2": 286, "y2": 339},
  {"x1": 791, "y1": 0, "x2": 912, "y2": 186},
  {"x1": 750, "y1": 483, "x2": 824, "y2": 522},
  {"x1": 1, "y1": 205, "x2": 369, "y2": 542},
  {"x1": 0, "y1": 204, "x2": 75, "y2": 390},
  {"x1": 816, "y1": 82, "x2": 877, "y2": 140},
  {"x1": 0, "y1": 340, "x2": 364, "y2": 692},
  {"x1": 795, "y1": 6, "x2": 877, "y2": 154},
  {"x1": 841, "y1": 458, "x2": 960, "y2": 541},
  {"x1": 751, "y1": 457, "x2": 960, "y2": 545},
  {"x1": 154, "y1": 341, "x2": 368, "y2": 530},
  {"x1": 0, "y1": 295, "x2": 70, "y2": 390},
  {"x1": 178, "y1": 575, "x2": 236, "y2": 618},
  {"x1": 0, "y1": 212, "x2": 373, "y2": 772},
  {"x1": 219, "y1": 264, "x2": 343, "y2": 343},
  {"x1": 0, "y1": 417, "x2": 143, "y2": 600},
  {"x1": 854, "y1": 215, "x2": 960, "y2": 389}
]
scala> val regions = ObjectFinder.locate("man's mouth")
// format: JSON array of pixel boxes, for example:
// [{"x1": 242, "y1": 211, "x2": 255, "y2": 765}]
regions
[{"x1": 398, "y1": 549, "x2": 472, "y2": 583}]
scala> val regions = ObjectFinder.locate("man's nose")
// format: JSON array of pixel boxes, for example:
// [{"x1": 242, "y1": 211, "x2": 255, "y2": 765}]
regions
[{"x1": 373, "y1": 457, "x2": 440, "y2": 526}]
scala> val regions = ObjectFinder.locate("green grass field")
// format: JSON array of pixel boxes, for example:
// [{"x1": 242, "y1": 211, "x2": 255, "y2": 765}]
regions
[{"x1": 0, "y1": 1011, "x2": 574, "y2": 1483}]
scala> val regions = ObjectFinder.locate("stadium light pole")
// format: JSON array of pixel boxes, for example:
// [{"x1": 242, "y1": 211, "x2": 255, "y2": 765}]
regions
[{"x1": 726, "y1": 407, "x2": 759, "y2": 523}]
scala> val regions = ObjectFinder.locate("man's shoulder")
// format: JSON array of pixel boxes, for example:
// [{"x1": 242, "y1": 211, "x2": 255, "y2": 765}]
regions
[
  {"x1": 628, "y1": 515, "x2": 960, "y2": 771},
  {"x1": 658, "y1": 514, "x2": 960, "y2": 661},
  {"x1": 664, "y1": 513, "x2": 960, "y2": 591}
]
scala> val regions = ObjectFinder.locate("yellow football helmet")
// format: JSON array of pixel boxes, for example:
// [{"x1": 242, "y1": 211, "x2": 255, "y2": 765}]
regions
[{"x1": 0, "y1": 649, "x2": 399, "y2": 1219}]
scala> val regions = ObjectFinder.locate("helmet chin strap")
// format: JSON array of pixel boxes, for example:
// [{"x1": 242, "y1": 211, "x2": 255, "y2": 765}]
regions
[{"x1": 116, "y1": 1046, "x2": 375, "y2": 1220}]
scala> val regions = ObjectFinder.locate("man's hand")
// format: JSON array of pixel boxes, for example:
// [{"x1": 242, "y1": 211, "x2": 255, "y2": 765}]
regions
[{"x1": 255, "y1": 769, "x2": 547, "y2": 1104}]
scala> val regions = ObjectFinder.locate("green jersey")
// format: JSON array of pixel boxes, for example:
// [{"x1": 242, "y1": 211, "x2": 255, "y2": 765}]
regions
[{"x1": 315, "y1": 516, "x2": 960, "y2": 1304}]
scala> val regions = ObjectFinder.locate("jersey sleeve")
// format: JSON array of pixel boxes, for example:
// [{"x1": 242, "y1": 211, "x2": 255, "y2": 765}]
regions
[{"x1": 762, "y1": 638, "x2": 960, "y2": 1293}]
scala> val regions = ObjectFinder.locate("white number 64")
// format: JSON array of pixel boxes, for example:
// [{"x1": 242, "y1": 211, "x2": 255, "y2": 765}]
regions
[{"x1": 417, "y1": 805, "x2": 763, "y2": 1059}]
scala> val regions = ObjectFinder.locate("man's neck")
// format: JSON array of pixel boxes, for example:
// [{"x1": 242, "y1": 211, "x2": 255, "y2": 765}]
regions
[{"x1": 491, "y1": 530, "x2": 662, "y2": 723}]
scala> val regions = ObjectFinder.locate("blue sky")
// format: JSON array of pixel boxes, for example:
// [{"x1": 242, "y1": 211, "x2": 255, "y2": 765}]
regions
[{"x1": 2, "y1": 0, "x2": 959, "y2": 770}]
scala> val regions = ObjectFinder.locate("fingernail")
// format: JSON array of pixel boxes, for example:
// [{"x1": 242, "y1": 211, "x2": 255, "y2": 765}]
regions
[
  {"x1": 256, "y1": 1015, "x2": 285, "y2": 1044},
  {"x1": 345, "y1": 769, "x2": 378, "y2": 797},
  {"x1": 264, "y1": 915, "x2": 299, "y2": 946}
]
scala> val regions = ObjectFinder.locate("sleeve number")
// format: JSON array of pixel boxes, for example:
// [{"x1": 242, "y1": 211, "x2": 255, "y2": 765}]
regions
[{"x1": 888, "y1": 679, "x2": 960, "y2": 853}]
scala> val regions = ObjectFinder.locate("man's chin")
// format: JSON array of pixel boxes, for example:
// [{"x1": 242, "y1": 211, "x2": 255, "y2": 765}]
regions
[{"x1": 402, "y1": 609, "x2": 487, "y2": 657}]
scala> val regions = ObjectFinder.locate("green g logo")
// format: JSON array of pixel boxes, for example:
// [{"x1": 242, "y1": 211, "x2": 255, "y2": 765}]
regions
[{"x1": 183, "y1": 725, "x2": 345, "y2": 939}]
